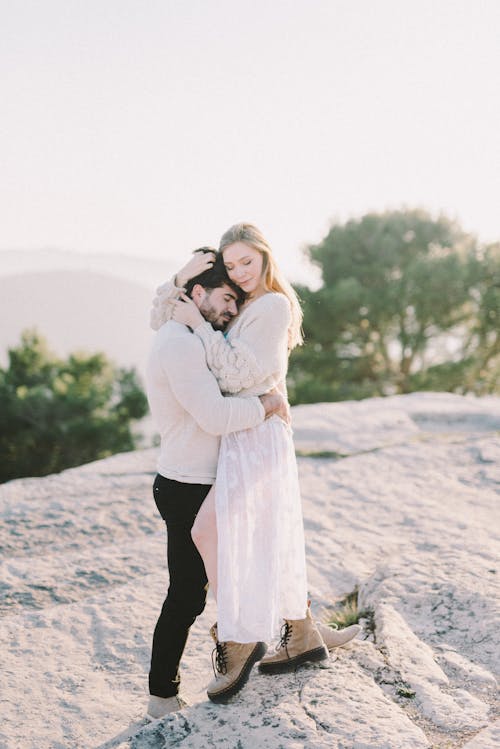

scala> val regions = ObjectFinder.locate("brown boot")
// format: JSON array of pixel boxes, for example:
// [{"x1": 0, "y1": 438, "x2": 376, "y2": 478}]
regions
[
  {"x1": 207, "y1": 624, "x2": 267, "y2": 703},
  {"x1": 258, "y1": 606, "x2": 329, "y2": 674}
]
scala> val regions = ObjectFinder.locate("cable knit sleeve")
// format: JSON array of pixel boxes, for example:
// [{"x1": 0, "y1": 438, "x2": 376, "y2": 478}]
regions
[
  {"x1": 192, "y1": 293, "x2": 291, "y2": 394},
  {"x1": 149, "y1": 276, "x2": 185, "y2": 331}
]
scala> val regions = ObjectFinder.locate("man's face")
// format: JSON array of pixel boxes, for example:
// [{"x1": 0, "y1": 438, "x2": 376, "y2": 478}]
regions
[{"x1": 197, "y1": 283, "x2": 239, "y2": 330}]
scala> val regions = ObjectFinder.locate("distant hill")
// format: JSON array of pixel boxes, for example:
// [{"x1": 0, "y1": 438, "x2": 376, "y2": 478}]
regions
[
  {"x1": 0, "y1": 271, "x2": 157, "y2": 378},
  {"x1": 0, "y1": 248, "x2": 176, "y2": 290}
]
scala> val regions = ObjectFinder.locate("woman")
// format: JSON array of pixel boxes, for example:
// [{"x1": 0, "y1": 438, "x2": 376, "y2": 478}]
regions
[{"x1": 151, "y1": 224, "x2": 358, "y2": 698}]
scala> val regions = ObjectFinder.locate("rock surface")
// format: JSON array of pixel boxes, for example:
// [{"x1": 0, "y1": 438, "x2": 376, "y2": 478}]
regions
[{"x1": 0, "y1": 393, "x2": 498, "y2": 748}]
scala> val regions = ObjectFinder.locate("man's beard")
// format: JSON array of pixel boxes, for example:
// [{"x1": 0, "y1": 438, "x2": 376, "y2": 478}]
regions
[{"x1": 199, "y1": 300, "x2": 231, "y2": 331}]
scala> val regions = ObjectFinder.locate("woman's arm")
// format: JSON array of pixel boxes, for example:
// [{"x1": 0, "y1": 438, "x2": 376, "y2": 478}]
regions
[
  {"x1": 172, "y1": 293, "x2": 291, "y2": 393},
  {"x1": 150, "y1": 276, "x2": 185, "y2": 330},
  {"x1": 149, "y1": 250, "x2": 216, "y2": 330}
]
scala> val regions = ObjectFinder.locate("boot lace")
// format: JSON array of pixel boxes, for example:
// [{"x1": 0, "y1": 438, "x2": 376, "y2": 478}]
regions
[
  {"x1": 211, "y1": 640, "x2": 228, "y2": 677},
  {"x1": 276, "y1": 621, "x2": 292, "y2": 656}
]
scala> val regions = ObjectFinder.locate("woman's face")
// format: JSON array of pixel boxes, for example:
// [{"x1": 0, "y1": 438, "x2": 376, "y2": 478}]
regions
[{"x1": 222, "y1": 242, "x2": 264, "y2": 295}]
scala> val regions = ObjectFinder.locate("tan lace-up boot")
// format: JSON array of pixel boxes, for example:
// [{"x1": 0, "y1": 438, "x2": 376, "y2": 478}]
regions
[
  {"x1": 258, "y1": 605, "x2": 329, "y2": 674},
  {"x1": 206, "y1": 624, "x2": 267, "y2": 703}
]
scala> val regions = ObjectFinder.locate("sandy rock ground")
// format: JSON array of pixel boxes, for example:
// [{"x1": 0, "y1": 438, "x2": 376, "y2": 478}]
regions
[{"x1": 0, "y1": 393, "x2": 498, "y2": 749}]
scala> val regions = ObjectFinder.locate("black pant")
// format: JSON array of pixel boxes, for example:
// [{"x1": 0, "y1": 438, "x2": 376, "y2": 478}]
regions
[{"x1": 149, "y1": 474, "x2": 211, "y2": 697}]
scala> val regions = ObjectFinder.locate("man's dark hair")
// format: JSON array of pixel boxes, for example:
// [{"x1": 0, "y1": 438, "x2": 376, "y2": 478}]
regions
[{"x1": 184, "y1": 248, "x2": 246, "y2": 306}]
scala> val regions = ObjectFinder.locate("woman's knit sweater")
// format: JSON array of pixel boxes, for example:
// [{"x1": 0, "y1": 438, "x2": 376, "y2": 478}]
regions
[{"x1": 150, "y1": 278, "x2": 291, "y2": 397}]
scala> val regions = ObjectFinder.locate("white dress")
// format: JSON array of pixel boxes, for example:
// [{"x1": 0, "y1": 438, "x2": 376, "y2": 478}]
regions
[
  {"x1": 215, "y1": 413, "x2": 307, "y2": 642},
  {"x1": 151, "y1": 283, "x2": 308, "y2": 643},
  {"x1": 192, "y1": 292, "x2": 307, "y2": 643}
]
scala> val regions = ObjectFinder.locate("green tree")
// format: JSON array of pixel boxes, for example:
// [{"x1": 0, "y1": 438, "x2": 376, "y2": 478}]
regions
[
  {"x1": 288, "y1": 209, "x2": 497, "y2": 403},
  {"x1": 451, "y1": 242, "x2": 499, "y2": 394},
  {"x1": 0, "y1": 330, "x2": 148, "y2": 483}
]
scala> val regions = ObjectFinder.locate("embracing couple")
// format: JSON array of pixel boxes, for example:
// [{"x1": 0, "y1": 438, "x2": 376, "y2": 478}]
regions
[{"x1": 145, "y1": 222, "x2": 359, "y2": 719}]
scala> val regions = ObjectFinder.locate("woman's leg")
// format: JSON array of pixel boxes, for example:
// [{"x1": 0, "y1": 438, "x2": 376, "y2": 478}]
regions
[{"x1": 191, "y1": 484, "x2": 218, "y2": 600}]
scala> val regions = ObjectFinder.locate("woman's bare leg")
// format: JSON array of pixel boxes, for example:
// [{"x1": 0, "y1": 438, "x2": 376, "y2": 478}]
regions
[{"x1": 191, "y1": 484, "x2": 218, "y2": 600}]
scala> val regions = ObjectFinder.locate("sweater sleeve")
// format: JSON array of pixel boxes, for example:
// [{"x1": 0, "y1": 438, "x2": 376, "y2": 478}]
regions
[
  {"x1": 160, "y1": 334, "x2": 265, "y2": 435},
  {"x1": 150, "y1": 276, "x2": 185, "y2": 331},
  {"x1": 192, "y1": 293, "x2": 291, "y2": 394}
]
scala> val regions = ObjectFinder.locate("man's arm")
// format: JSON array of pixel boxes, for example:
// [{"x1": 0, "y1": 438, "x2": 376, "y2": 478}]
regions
[{"x1": 160, "y1": 334, "x2": 266, "y2": 436}]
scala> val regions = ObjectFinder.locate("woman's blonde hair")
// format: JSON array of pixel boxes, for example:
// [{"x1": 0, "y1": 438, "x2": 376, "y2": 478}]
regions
[{"x1": 219, "y1": 222, "x2": 303, "y2": 349}]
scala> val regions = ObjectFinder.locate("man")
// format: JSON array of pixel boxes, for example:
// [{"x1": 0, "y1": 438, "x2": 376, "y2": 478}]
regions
[{"x1": 145, "y1": 254, "x2": 288, "y2": 719}]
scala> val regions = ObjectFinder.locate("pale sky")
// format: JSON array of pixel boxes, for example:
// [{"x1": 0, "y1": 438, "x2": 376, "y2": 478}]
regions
[{"x1": 2, "y1": 0, "x2": 499, "y2": 282}]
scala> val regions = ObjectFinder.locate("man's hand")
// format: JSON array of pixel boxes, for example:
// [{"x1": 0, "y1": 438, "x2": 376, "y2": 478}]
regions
[
  {"x1": 259, "y1": 389, "x2": 290, "y2": 425},
  {"x1": 175, "y1": 251, "x2": 217, "y2": 288}
]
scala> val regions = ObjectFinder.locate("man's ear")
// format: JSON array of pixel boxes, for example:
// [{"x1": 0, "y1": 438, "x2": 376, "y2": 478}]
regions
[{"x1": 190, "y1": 284, "x2": 206, "y2": 306}]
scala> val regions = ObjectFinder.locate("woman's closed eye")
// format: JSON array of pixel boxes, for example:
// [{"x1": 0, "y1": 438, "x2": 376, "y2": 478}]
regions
[{"x1": 224, "y1": 259, "x2": 252, "y2": 271}]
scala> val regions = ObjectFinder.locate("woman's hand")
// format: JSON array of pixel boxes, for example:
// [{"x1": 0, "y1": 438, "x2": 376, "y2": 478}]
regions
[
  {"x1": 171, "y1": 293, "x2": 205, "y2": 329},
  {"x1": 175, "y1": 251, "x2": 216, "y2": 288}
]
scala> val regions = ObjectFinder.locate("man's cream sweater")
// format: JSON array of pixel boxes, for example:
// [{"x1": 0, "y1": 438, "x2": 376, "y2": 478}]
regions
[{"x1": 146, "y1": 321, "x2": 265, "y2": 484}]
